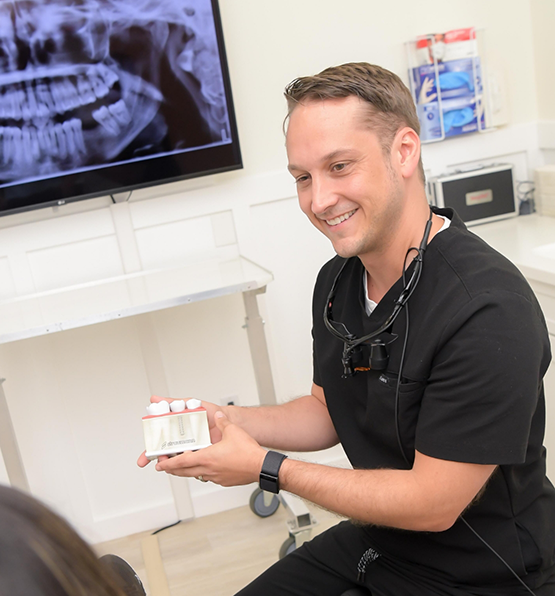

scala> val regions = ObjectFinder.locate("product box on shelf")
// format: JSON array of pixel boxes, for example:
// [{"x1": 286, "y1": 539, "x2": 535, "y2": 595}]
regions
[
  {"x1": 411, "y1": 57, "x2": 482, "y2": 103},
  {"x1": 417, "y1": 93, "x2": 485, "y2": 142},
  {"x1": 408, "y1": 27, "x2": 486, "y2": 141},
  {"x1": 411, "y1": 57, "x2": 484, "y2": 141}
]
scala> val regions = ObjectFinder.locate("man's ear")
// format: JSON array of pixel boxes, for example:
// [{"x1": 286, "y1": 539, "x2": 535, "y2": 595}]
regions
[{"x1": 392, "y1": 127, "x2": 421, "y2": 179}]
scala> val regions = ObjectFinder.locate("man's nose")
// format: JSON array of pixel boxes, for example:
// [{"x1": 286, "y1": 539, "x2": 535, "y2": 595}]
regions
[{"x1": 311, "y1": 177, "x2": 338, "y2": 216}]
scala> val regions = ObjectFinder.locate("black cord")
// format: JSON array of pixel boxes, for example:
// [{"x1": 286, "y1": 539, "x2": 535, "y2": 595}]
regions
[
  {"x1": 151, "y1": 520, "x2": 181, "y2": 535},
  {"x1": 460, "y1": 517, "x2": 537, "y2": 596},
  {"x1": 110, "y1": 191, "x2": 133, "y2": 204},
  {"x1": 395, "y1": 245, "x2": 416, "y2": 468}
]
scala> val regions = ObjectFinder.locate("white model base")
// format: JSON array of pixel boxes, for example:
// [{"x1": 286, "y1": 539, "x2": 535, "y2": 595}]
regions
[
  {"x1": 142, "y1": 408, "x2": 211, "y2": 461},
  {"x1": 145, "y1": 443, "x2": 213, "y2": 460}
]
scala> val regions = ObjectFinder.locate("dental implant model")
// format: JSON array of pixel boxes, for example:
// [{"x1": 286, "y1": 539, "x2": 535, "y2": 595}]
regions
[{"x1": 142, "y1": 399, "x2": 211, "y2": 460}]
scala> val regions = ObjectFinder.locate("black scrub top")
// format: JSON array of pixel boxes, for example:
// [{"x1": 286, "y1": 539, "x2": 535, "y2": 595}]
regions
[{"x1": 312, "y1": 208, "x2": 555, "y2": 591}]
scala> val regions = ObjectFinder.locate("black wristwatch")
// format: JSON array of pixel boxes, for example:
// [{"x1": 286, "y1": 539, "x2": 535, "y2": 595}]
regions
[{"x1": 259, "y1": 450, "x2": 288, "y2": 494}]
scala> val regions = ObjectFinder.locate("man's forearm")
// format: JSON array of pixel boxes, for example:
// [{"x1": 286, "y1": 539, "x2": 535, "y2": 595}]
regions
[
  {"x1": 223, "y1": 394, "x2": 339, "y2": 452},
  {"x1": 278, "y1": 454, "x2": 496, "y2": 532}
]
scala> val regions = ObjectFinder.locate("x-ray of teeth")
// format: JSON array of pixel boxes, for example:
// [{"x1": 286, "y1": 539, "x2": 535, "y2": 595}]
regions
[{"x1": 0, "y1": 0, "x2": 231, "y2": 184}]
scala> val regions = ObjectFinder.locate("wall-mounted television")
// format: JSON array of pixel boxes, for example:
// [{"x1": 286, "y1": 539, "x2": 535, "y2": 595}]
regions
[{"x1": 0, "y1": 0, "x2": 242, "y2": 216}]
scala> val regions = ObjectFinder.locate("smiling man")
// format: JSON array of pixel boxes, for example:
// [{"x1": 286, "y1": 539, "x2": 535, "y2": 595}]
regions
[{"x1": 139, "y1": 63, "x2": 555, "y2": 595}]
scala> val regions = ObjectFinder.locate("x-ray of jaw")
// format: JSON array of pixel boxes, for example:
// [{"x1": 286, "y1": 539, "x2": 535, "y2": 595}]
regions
[{"x1": 0, "y1": 0, "x2": 231, "y2": 185}]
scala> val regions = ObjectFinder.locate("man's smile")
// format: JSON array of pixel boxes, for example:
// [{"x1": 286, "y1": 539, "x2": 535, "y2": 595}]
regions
[{"x1": 324, "y1": 208, "x2": 358, "y2": 227}]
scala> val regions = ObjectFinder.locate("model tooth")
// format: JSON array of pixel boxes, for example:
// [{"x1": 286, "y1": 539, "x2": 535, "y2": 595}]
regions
[
  {"x1": 146, "y1": 401, "x2": 171, "y2": 416},
  {"x1": 186, "y1": 399, "x2": 202, "y2": 410},
  {"x1": 170, "y1": 400, "x2": 186, "y2": 412},
  {"x1": 108, "y1": 99, "x2": 131, "y2": 126},
  {"x1": 92, "y1": 105, "x2": 119, "y2": 135}
]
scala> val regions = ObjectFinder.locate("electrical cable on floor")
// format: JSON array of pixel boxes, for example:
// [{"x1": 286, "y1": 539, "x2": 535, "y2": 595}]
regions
[{"x1": 151, "y1": 520, "x2": 182, "y2": 535}]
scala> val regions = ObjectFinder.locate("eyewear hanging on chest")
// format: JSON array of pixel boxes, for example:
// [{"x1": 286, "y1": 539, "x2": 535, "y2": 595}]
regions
[{"x1": 323, "y1": 210, "x2": 433, "y2": 377}]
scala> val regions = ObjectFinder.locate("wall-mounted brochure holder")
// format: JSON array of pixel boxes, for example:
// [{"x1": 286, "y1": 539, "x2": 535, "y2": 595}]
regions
[{"x1": 405, "y1": 28, "x2": 494, "y2": 143}]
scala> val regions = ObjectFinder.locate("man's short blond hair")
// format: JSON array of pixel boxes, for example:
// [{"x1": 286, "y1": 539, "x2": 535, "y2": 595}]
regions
[{"x1": 284, "y1": 62, "x2": 425, "y2": 182}]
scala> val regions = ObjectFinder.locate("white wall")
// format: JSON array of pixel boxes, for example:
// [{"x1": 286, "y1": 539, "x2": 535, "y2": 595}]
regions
[
  {"x1": 530, "y1": 0, "x2": 555, "y2": 162},
  {"x1": 0, "y1": 0, "x2": 551, "y2": 542}
]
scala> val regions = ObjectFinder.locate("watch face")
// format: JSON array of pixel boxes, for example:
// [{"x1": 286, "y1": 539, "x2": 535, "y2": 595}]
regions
[{"x1": 259, "y1": 472, "x2": 279, "y2": 494}]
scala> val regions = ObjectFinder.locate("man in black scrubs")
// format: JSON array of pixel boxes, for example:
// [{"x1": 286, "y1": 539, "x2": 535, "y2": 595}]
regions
[{"x1": 139, "y1": 63, "x2": 555, "y2": 595}]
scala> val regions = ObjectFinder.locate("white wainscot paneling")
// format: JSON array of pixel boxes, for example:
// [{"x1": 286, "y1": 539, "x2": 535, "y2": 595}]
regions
[
  {"x1": 0, "y1": 318, "x2": 179, "y2": 543},
  {"x1": 0, "y1": 256, "x2": 16, "y2": 300},
  {"x1": 27, "y1": 235, "x2": 125, "y2": 292},
  {"x1": 135, "y1": 215, "x2": 220, "y2": 270}
]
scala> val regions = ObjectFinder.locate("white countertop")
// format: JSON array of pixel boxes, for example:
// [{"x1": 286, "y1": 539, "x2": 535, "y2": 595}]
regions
[
  {"x1": 470, "y1": 214, "x2": 555, "y2": 288},
  {"x1": 0, "y1": 255, "x2": 273, "y2": 344}
]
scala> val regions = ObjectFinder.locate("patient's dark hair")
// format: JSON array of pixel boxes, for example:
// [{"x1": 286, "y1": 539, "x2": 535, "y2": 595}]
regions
[
  {"x1": 284, "y1": 62, "x2": 425, "y2": 181},
  {"x1": 0, "y1": 484, "x2": 125, "y2": 596}
]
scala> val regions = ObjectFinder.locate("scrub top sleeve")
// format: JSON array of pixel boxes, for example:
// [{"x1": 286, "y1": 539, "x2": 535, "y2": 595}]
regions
[{"x1": 415, "y1": 290, "x2": 551, "y2": 466}]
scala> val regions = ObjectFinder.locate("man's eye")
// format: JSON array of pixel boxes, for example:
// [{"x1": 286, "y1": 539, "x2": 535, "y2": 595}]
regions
[
  {"x1": 295, "y1": 175, "x2": 310, "y2": 184},
  {"x1": 332, "y1": 163, "x2": 346, "y2": 172}
]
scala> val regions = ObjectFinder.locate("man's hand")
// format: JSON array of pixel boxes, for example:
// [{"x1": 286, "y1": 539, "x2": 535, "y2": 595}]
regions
[
  {"x1": 136, "y1": 395, "x2": 227, "y2": 469},
  {"x1": 153, "y1": 412, "x2": 267, "y2": 487}
]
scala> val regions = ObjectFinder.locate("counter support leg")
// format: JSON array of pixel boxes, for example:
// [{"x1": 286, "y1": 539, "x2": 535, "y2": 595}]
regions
[
  {"x1": 0, "y1": 378, "x2": 30, "y2": 491},
  {"x1": 135, "y1": 315, "x2": 194, "y2": 522},
  {"x1": 242, "y1": 289, "x2": 276, "y2": 406}
]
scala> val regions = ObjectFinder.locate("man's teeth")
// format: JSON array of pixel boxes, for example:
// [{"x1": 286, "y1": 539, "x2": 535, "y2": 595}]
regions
[{"x1": 326, "y1": 209, "x2": 357, "y2": 226}]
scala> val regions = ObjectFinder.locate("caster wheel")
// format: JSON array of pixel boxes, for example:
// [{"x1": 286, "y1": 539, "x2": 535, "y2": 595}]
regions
[
  {"x1": 279, "y1": 535, "x2": 296, "y2": 559},
  {"x1": 249, "y1": 488, "x2": 280, "y2": 518}
]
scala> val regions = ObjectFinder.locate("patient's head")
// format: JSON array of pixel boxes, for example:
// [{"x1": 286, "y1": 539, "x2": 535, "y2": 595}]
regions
[{"x1": 0, "y1": 484, "x2": 127, "y2": 596}]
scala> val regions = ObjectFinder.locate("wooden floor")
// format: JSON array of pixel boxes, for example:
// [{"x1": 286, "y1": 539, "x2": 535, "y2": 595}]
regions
[{"x1": 94, "y1": 499, "x2": 343, "y2": 596}]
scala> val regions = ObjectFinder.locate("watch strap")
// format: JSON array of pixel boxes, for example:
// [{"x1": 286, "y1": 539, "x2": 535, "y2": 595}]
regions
[{"x1": 259, "y1": 450, "x2": 288, "y2": 494}]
